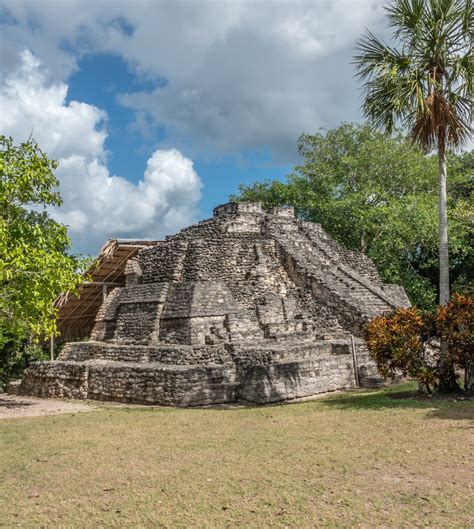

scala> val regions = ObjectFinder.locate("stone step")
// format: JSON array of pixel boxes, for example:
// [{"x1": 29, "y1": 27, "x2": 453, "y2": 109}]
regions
[{"x1": 272, "y1": 229, "x2": 393, "y2": 323}]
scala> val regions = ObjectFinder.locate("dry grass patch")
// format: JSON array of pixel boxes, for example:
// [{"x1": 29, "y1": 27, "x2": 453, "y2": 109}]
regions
[{"x1": 0, "y1": 383, "x2": 473, "y2": 528}]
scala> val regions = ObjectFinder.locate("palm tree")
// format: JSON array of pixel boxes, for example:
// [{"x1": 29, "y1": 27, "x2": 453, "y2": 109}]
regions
[{"x1": 354, "y1": 0, "x2": 472, "y2": 308}]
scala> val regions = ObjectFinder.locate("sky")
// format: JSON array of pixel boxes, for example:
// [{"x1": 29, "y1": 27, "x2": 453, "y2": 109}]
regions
[{"x1": 0, "y1": 0, "x2": 389, "y2": 255}]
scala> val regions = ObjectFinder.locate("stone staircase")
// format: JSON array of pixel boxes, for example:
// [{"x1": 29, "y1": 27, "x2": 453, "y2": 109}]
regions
[{"x1": 264, "y1": 216, "x2": 399, "y2": 333}]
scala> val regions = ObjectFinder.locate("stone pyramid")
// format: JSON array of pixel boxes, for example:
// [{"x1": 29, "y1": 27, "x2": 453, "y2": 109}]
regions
[{"x1": 19, "y1": 202, "x2": 410, "y2": 405}]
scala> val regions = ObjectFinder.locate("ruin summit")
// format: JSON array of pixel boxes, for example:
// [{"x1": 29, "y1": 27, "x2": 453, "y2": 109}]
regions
[{"x1": 17, "y1": 202, "x2": 410, "y2": 406}]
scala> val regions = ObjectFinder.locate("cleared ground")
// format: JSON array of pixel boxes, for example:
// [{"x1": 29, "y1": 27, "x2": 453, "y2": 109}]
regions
[
  {"x1": 0, "y1": 394, "x2": 95, "y2": 419},
  {"x1": 0, "y1": 383, "x2": 472, "y2": 528}
]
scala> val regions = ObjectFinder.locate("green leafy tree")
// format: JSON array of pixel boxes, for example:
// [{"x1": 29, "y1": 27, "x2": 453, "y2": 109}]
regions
[
  {"x1": 353, "y1": 0, "x2": 473, "y2": 306},
  {"x1": 449, "y1": 150, "x2": 474, "y2": 295},
  {"x1": 236, "y1": 123, "x2": 472, "y2": 309},
  {"x1": 0, "y1": 136, "x2": 87, "y2": 386}
]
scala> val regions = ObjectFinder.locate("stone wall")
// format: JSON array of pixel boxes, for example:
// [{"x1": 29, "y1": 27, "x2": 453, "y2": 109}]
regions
[
  {"x1": 60, "y1": 341, "x2": 234, "y2": 366},
  {"x1": 21, "y1": 339, "x2": 380, "y2": 406},
  {"x1": 20, "y1": 362, "x2": 89, "y2": 400}
]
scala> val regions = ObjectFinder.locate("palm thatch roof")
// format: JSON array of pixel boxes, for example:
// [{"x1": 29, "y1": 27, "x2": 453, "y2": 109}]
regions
[{"x1": 55, "y1": 238, "x2": 159, "y2": 341}]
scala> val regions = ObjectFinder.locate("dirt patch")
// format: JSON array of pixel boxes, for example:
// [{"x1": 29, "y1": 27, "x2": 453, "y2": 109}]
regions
[{"x1": 0, "y1": 394, "x2": 96, "y2": 420}]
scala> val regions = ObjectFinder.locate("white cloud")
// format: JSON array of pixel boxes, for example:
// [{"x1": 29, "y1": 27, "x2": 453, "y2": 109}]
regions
[
  {"x1": 0, "y1": 51, "x2": 202, "y2": 254},
  {"x1": 0, "y1": 0, "x2": 387, "y2": 160},
  {"x1": 1, "y1": 50, "x2": 107, "y2": 160}
]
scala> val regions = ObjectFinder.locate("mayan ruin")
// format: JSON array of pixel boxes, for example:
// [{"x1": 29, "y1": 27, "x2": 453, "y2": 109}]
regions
[{"x1": 15, "y1": 202, "x2": 411, "y2": 406}]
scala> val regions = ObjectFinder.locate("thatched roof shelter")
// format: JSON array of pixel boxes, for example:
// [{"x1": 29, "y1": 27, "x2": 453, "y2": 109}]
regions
[{"x1": 55, "y1": 238, "x2": 159, "y2": 342}]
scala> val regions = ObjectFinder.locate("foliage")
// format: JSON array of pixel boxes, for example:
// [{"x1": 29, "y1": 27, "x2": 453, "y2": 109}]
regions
[
  {"x1": 0, "y1": 136, "x2": 88, "y2": 386},
  {"x1": 365, "y1": 294, "x2": 474, "y2": 393},
  {"x1": 353, "y1": 0, "x2": 473, "y2": 311},
  {"x1": 353, "y1": 0, "x2": 472, "y2": 149},
  {"x1": 0, "y1": 324, "x2": 47, "y2": 388},
  {"x1": 436, "y1": 293, "x2": 474, "y2": 391},
  {"x1": 365, "y1": 307, "x2": 437, "y2": 393},
  {"x1": 448, "y1": 151, "x2": 474, "y2": 295},
  {"x1": 236, "y1": 123, "x2": 473, "y2": 308}
]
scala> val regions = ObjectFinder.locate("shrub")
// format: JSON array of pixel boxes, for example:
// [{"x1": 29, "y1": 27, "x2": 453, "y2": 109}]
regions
[
  {"x1": 0, "y1": 325, "x2": 47, "y2": 390},
  {"x1": 437, "y1": 294, "x2": 474, "y2": 393},
  {"x1": 365, "y1": 307, "x2": 437, "y2": 393},
  {"x1": 365, "y1": 295, "x2": 473, "y2": 394}
]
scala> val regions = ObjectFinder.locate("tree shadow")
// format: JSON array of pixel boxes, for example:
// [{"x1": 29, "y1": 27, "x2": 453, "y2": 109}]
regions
[
  {"x1": 319, "y1": 383, "x2": 474, "y2": 421},
  {"x1": 424, "y1": 406, "x2": 474, "y2": 423},
  {"x1": 0, "y1": 396, "x2": 35, "y2": 409}
]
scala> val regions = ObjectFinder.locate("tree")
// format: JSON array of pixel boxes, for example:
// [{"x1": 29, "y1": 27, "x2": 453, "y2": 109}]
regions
[
  {"x1": 449, "y1": 150, "x2": 474, "y2": 296},
  {"x1": 0, "y1": 136, "x2": 87, "y2": 386},
  {"x1": 354, "y1": 0, "x2": 472, "y2": 392},
  {"x1": 236, "y1": 123, "x2": 472, "y2": 309},
  {"x1": 353, "y1": 0, "x2": 473, "y2": 306}
]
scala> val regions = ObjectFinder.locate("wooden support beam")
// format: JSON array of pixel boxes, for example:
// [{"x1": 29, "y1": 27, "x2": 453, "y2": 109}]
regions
[
  {"x1": 351, "y1": 335, "x2": 359, "y2": 387},
  {"x1": 58, "y1": 313, "x2": 99, "y2": 321},
  {"x1": 85, "y1": 281, "x2": 123, "y2": 287}
]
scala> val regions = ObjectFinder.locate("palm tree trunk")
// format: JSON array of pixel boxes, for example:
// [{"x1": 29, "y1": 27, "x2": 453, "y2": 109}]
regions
[
  {"x1": 438, "y1": 138, "x2": 449, "y2": 305},
  {"x1": 437, "y1": 136, "x2": 459, "y2": 393},
  {"x1": 466, "y1": 362, "x2": 474, "y2": 394}
]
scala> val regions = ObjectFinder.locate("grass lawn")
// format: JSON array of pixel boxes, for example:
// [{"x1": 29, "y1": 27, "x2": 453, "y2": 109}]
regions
[{"x1": 0, "y1": 383, "x2": 473, "y2": 528}]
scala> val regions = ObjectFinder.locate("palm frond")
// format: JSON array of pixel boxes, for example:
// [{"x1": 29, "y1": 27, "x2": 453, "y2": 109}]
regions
[
  {"x1": 362, "y1": 65, "x2": 428, "y2": 134},
  {"x1": 411, "y1": 89, "x2": 472, "y2": 149},
  {"x1": 386, "y1": 0, "x2": 426, "y2": 43},
  {"x1": 446, "y1": 91, "x2": 473, "y2": 145},
  {"x1": 354, "y1": 0, "x2": 473, "y2": 149},
  {"x1": 354, "y1": 31, "x2": 412, "y2": 81}
]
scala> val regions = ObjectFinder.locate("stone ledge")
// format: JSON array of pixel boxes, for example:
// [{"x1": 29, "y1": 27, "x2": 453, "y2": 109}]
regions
[{"x1": 17, "y1": 338, "x2": 380, "y2": 406}]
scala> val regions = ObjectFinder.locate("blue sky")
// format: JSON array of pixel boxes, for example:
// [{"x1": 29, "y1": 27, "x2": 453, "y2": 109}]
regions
[
  {"x1": 66, "y1": 52, "x2": 292, "y2": 217},
  {"x1": 0, "y1": 0, "x2": 387, "y2": 254}
]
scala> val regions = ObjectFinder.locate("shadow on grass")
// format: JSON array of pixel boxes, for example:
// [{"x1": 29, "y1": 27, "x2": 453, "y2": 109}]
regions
[
  {"x1": 0, "y1": 396, "x2": 35, "y2": 410},
  {"x1": 319, "y1": 382, "x2": 474, "y2": 421},
  {"x1": 89, "y1": 383, "x2": 473, "y2": 423}
]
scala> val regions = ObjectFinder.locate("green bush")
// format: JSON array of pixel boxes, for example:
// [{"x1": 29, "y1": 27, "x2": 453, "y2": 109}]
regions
[
  {"x1": 0, "y1": 325, "x2": 47, "y2": 390},
  {"x1": 365, "y1": 294, "x2": 474, "y2": 394},
  {"x1": 437, "y1": 295, "x2": 474, "y2": 393}
]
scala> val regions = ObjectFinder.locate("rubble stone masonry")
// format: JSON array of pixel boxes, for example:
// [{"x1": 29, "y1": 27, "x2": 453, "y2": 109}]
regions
[{"x1": 18, "y1": 202, "x2": 410, "y2": 405}]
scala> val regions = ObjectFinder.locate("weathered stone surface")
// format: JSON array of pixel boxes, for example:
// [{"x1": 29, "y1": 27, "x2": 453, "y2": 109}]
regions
[{"x1": 18, "y1": 202, "x2": 410, "y2": 406}]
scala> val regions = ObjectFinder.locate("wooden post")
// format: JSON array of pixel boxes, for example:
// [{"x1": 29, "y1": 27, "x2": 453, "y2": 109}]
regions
[
  {"x1": 102, "y1": 283, "x2": 108, "y2": 303},
  {"x1": 350, "y1": 335, "x2": 359, "y2": 387},
  {"x1": 50, "y1": 335, "x2": 54, "y2": 361}
]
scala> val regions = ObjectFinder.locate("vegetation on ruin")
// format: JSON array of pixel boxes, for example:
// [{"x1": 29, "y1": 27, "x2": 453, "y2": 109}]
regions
[
  {"x1": 236, "y1": 123, "x2": 473, "y2": 309},
  {"x1": 0, "y1": 382, "x2": 472, "y2": 528},
  {"x1": 0, "y1": 136, "x2": 88, "y2": 387},
  {"x1": 365, "y1": 294, "x2": 473, "y2": 394}
]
